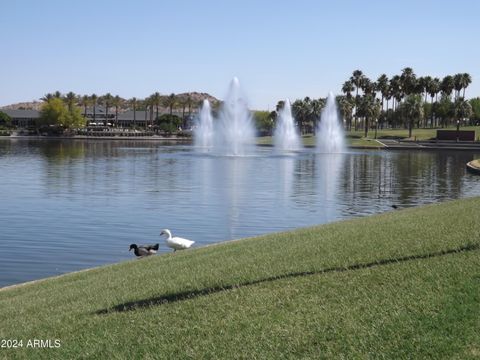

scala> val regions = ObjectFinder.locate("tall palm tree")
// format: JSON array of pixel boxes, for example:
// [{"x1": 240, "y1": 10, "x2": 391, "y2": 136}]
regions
[
  {"x1": 453, "y1": 73, "x2": 463, "y2": 100},
  {"x1": 164, "y1": 93, "x2": 177, "y2": 115},
  {"x1": 357, "y1": 95, "x2": 381, "y2": 137},
  {"x1": 151, "y1": 92, "x2": 161, "y2": 121},
  {"x1": 341, "y1": 80, "x2": 355, "y2": 130},
  {"x1": 64, "y1": 91, "x2": 77, "y2": 112},
  {"x1": 400, "y1": 67, "x2": 417, "y2": 96},
  {"x1": 376, "y1": 74, "x2": 389, "y2": 112},
  {"x1": 426, "y1": 77, "x2": 438, "y2": 127},
  {"x1": 441, "y1": 75, "x2": 454, "y2": 97},
  {"x1": 461, "y1": 73, "x2": 472, "y2": 99},
  {"x1": 53, "y1": 91, "x2": 62, "y2": 99},
  {"x1": 80, "y1": 95, "x2": 90, "y2": 119},
  {"x1": 454, "y1": 98, "x2": 472, "y2": 123},
  {"x1": 100, "y1": 93, "x2": 113, "y2": 126},
  {"x1": 112, "y1": 95, "x2": 122, "y2": 127},
  {"x1": 338, "y1": 96, "x2": 354, "y2": 131},
  {"x1": 129, "y1": 97, "x2": 137, "y2": 128},
  {"x1": 350, "y1": 70, "x2": 365, "y2": 131},
  {"x1": 90, "y1": 94, "x2": 98, "y2": 125},
  {"x1": 40, "y1": 93, "x2": 54, "y2": 102},
  {"x1": 402, "y1": 94, "x2": 423, "y2": 138}
]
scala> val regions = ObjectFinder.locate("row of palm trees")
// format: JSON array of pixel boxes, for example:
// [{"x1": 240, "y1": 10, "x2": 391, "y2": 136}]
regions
[
  {"x1": 340, "y1": 68, "x2": 473, "y2": 133},
  {"x1": 41, "y1": 91, "x2": 202, "y2": 128}
]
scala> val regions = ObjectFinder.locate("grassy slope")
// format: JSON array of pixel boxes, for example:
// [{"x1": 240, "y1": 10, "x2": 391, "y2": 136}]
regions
[{"x1": 1, "y1": 197, "x2": 479, "y2": 359}]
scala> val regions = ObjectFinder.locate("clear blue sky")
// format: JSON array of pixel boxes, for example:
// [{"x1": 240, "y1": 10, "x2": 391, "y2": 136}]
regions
[{"x1": 1, "y1": 0, "x2": 479, "y2": 110}]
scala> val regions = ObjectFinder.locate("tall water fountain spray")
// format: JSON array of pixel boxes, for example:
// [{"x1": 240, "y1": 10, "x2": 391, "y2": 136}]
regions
[
  {"x1": 215, "y1": 77, "x2": 255, "y2": 156},
  {"x1": 194, "y1": 99, "x2": 214, "y2": 149},
  {"x1": 316, "y1": 92, "x2": 346, "y2": 153},
  {"x1": 274, "y1": 99, "x2": 301, "y2": 151}
]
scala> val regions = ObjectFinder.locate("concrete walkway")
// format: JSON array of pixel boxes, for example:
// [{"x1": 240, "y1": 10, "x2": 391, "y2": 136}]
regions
[{"x1": 377, "y1": 139, "x2": 480, "y2": 151}]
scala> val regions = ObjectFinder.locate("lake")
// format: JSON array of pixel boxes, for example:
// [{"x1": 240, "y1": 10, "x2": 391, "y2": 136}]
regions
[{"x1": 1, "y1": 139, "x2": 479, "y2": 287}]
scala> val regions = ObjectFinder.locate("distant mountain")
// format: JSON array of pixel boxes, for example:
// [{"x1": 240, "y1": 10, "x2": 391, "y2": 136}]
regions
[
  {"x1": 1, "y1": 101, "x2": 43, "y2": 111},
  {"x1": 1, "y1": 92, "x2": 220, "y2": 112}
]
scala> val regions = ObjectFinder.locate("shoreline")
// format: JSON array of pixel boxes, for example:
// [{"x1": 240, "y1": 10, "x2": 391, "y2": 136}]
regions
[{"x1": 3, "y1": 135, "x2": 480, "y2": 151}]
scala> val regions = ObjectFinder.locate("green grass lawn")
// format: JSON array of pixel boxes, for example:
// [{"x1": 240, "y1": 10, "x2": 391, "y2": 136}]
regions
[
  {"x1": 258, "y1": 126, "x2": 480, "y2": 148},
  {"x1": 1, "y1": 197, "x2": 480, "y2": 359}
]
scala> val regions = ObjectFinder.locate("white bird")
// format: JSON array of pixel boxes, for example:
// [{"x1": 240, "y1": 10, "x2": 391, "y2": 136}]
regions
[{"x1": 160, "y1": 229, "x2": 195, "y2": 252}]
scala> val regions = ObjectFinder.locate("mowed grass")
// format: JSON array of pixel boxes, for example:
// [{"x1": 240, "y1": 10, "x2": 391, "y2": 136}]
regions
[
  {"x1": 258, "y1": 126, "x2": 480, "y2": 148},
  {"x1": 1, "y1": 197, "x2": 480, "y2": 359}
]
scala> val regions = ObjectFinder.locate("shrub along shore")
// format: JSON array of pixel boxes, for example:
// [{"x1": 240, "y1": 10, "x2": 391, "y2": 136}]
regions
[{"x1": 0, "y1": 197, "x2": 479, "y2": 358}]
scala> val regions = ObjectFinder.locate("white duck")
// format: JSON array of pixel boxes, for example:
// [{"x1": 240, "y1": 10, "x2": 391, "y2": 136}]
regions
[{"x1": 160, "y1": 229, "x2": 195, "y2": 252}]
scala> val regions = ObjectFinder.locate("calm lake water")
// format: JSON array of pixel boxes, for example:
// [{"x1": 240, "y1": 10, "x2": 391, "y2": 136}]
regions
[{"x1": 1, "y1": 139, "x2": 479, "y2": 287}]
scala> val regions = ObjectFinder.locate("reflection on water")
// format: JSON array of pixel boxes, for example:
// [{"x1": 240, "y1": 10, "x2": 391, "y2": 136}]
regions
[{"x1": 1, "y1": 139, "x2": 480, "y2": 287}]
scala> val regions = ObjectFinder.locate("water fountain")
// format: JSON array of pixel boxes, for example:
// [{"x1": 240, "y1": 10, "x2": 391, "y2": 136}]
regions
[
  {"x1": 216, "y1": 77, "x2": 255, "y2": 155},
  {"x1": 194, "y1": 80, "x2": 345, "y2": 155},
  {"x1": 274, "y1": 99, "x2": 301, "y2": 151},
  {"x1": 194, "y1": 99, "x2": 214, "y2": 149},
  {"x1": 316, "y1": 92, "x2": 346, "y2": 153},
  {"x1": 194, "y1": 77, "x2": 255, "y2": 156}
]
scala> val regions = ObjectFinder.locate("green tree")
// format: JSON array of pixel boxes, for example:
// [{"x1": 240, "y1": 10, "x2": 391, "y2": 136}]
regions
[
  {"x1": 156, "y1": 114, "x2": 181, "y2": 135},
  {"x1": 253, "y1": 111, "x2": 274, "y2": 135},
  {"x1": 436, "y1": 95, "x2": 454, "y2": 127},
  {"x1": 454, "y1": 99, "x2": 472, "y2": 123},
  {"x1": 129, "y1": 97, "x2": 138, "y2": 128},
  {"x1": 164, "y1": 93, "x2": 177, "y2": 115},
  {"x1": 461, "y1": 73, "x2": 472, "y2": 99},
  {"x1": 357, "y1": 95, "x2": 380, "y2": 137},
  {"x1": 80, "y1": 95, "x2": 90, "y2": 118},
  {"x1": 400, "y1": 67, "x2": 417, "y2": 97},
  {"x1": 350, "y1": 70, "x2": 365, "y2": 130},
  {"x1": 401, "y1": 94, "x2": 423, "y2": 138},
  {"x1": 64, "y1": 91, "x2": 77, "y2": 112},
  {"x1": 90, "y1": 94, "x2": 98, "y2": 124},
  {"x1": 426, "y1": 77, "x2": 440, "y2": 127},
  {"x1": 39, "y1": 98, "x2": 84, "y2": 131},
  {"x1": 469, "y1": 98, "x2": 480, "y2": 123},
  {"x1": 100, "y1": 93, "x2": 113, "y2": 126},
  {"x1": 441, "y1": 76, "x2": 454, "y2": 97},
  {"x1": 0, "y1": 111, "x2": 12, "y2": 127},
  {"x1": 112, "y1": 95, "x2": 122, "y2": 127}
]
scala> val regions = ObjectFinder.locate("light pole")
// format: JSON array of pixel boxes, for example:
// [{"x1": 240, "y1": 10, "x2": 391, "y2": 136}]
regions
[
  {"x1": 374, "y1": 119, "x2": 378, "y2": 139},
  {"x1": 456, "y1": 120, "x2": 460, "y2": 142}
]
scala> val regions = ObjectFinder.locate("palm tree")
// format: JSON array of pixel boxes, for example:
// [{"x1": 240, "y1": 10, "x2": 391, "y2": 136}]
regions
[
  {"x1": 400, "y1": 67, "x2": 417, "y2": 96},
  {"x1": 357, "y1": 95, "x2": 381, "y2": 137},
  {"x1": 151, "y1": 92, "x2": 161, "y2": 121},
  {"x1": 80, "y1": 95, "x2": 90, "y2": 119},
  {"x1": 53, "y1": 91, "x2": 62, "y2": 99},
  {"x1": 112, "y1": 95, "x2": 122, "y2": 127},
  {"x1": 100, "y1": 93, "x2": 113, "y2": 126},
  {"x1": 90, "y1": 94, "x2": 98, "y2": 125},
  {"x1": 129, "y1": 97, "x2": 137, "y2": 128},
  {"x1": 338, "y1": 96, "x2": 354, "y2": 130},
  {"x1": 441, "y1": 75, "x2": 454, "y2": 97},
  {"x1": 376, "y1": 74, "x2": 389, "y2": 112},
  {"x1": 64, "y1": 91, "x2": 77, "y2": 112},
  {"x1": 40, "y1": 93, "x2": 54, "y2": 102},
  {"x1": 461, "y1": 73, "x2": 472, "y2": 99},
  {"x1": 164, "y1": 93, "x2": 177, "y2": 115},
  {"x1": 350, "y1": 70, "x2": 365, "y2": 130},
  {"x1": 453, "y1": 73, "x2": 463, "y2": 100},
  {"x1": 276, "y1": 100, "x2": 285, "y2": 112},
  {"x1": 402, "y1": 94, "x2": 423, "y2": 138},
  {"x1": 426, "y1": 77, "x2": 438, "y2": 127},
  {"x1": 341, "y1": 81, "x2": 355, "y2": 130},
  {"x1": 454, "y1": 98, "x2": 472, "y2": 124}
]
